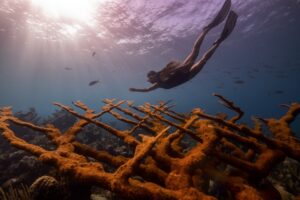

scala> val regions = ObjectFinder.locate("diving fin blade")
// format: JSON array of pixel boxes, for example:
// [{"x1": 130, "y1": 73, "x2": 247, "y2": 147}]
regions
[
  {"x1": 217, "y1": 11, "x2": 238, "y2": 43},
  {"x1": 205, "y1": 0, "x2": 231, "y2": 30}
]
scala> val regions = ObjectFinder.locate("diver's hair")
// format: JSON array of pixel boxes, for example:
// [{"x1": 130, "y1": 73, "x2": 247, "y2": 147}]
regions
[{"x1": 147, "y1": 70, "x2": 158, "y2": 78}]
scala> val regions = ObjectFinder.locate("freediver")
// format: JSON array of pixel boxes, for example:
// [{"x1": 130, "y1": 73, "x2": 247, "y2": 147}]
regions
[{"x1": 129, "y1": 0, "x2": 238, "y2": 92}]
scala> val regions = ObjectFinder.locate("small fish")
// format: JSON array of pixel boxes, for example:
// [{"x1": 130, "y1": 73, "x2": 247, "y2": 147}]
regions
[
  {"x1": 234, "y1": 80, "x2": 245, "y2": 84},
  {"x1": 267, "y1": 90, "x2": 284, "y2": 96},
  {"x1": 275, "y1": 74, "x2": 287, "y2": 79},
  {"x1": 263, "y1": 64, "x2": 273, "y2": 69},
  {"x1": 248, "y1": 74, "x2": 255, "y2": 79},
  {"x1": 274, "y1": 90, "x2": 284, "y2": 94},
  {"x1": 64, "y1": 67, "x2": 72, "y2": 70},
  {"x1": 92, "y1": 51, "x2": 96, "y2": 57},
  {"x1": 89, "y1": 80, "x2": 100, "y2": 86}
]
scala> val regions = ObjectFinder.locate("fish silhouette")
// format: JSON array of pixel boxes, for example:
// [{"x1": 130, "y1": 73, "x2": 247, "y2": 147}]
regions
[
  {"x1": 234, "y1": 80, "x2": 244, "y2": 84},
  {"x1": 89, "y1": 80, "x2": 100, "y2": 86}
]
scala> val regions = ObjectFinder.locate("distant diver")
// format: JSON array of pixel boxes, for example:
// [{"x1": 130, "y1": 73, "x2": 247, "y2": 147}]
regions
[
  {"x1": 92, "y1": 51, "x2": 96, "y2": 57},
  {"x1": 129, "y1": 0, "x2": 238, "y2": 92},
  {"x1": 89, "y1": 80, "x2": 100, "y2": 86}
]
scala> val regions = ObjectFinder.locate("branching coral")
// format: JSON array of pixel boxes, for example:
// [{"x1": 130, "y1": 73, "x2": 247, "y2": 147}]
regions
[{"x1": 0, "y1": 94, "x2": 299, "y2": 200}]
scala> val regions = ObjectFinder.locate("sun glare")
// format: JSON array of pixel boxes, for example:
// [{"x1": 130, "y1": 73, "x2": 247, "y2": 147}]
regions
[{"x1": 31, "y1": 0, "x2": 106, "y2": 23}]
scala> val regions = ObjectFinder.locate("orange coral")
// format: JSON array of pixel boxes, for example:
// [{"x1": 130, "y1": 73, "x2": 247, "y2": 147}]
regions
[{"x1": 0, "y1": 94, "x2": 299, "y2": 200}]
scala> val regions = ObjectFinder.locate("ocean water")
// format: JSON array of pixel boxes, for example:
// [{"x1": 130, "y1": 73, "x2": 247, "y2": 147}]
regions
[
  {"x1": 0, "y1": 0, "x2": 300, "y2": 198},
  {"x1": 0, "y1": 0, "x2": 299, "y2": 131}
]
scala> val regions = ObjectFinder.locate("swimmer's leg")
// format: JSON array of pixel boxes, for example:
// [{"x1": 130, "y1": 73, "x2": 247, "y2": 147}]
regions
[
  {"x1": 189, "y1": 11, "x2": 238, "y2": 77},
  {"x1": 188, "y1": 42, "x2": 220, "y2": 77},
  {"x1": 182, "y1": 29, "x2": 210, "y2": 67},
  {"x1": 182, "y1": 0, "x2": 231, "y2": 67}
]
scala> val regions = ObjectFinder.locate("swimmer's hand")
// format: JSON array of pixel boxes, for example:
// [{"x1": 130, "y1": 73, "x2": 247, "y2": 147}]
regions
[
  {"x1": 129, "y1": 84, "x2": 159, "y2": 92},
  {"x1": 129, "y1": 88, "x2": 138, "y2": 92}
]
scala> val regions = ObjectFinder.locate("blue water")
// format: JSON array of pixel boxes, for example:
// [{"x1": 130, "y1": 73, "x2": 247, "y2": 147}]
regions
[{"x1": 0, "y1": 0, "x2": 299, "y2": 133}]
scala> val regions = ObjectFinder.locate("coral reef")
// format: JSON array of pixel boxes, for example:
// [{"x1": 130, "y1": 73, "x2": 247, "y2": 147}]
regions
[
  {"x1": 0, "y1": 184, "x2": 31, "y2": 200},
  {"x1": 29, "y1": 176, "x2": 65, "y2": 200},
  {"x1": 0, "y1": 94, "x2": 299, "y2": 200},
  {"x1": 270, "y1": 158, "x2": 300, "y2": 195},
  {"x1": 0, "y1": 108, "x2": 63, "y2": 188}
]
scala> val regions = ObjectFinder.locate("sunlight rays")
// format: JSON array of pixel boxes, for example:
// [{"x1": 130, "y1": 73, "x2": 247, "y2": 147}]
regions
[{"x1": 30, "y1": 0, "x2": 107, "y2": 23}]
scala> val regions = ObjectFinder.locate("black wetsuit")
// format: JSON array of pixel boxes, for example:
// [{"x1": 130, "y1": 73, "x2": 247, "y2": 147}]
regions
[{"x1": 158, "y1": 67, "x2": 191, "y2": 89}]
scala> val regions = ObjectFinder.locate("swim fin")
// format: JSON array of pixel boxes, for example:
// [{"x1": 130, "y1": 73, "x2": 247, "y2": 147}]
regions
[
  {"x1": 204, "y1": 0, "x2": 231, "y2": 30},
  {"x1": 215, "y1": 11, "x2": 238, "y2": 44}
]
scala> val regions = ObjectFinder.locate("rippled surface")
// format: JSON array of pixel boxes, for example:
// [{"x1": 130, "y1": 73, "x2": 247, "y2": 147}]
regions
[{"x1": 1, "y1": 0, "x2": 298, "y2": 52}]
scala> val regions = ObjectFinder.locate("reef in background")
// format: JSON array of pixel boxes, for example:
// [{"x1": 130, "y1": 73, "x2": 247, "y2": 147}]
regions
[{"x1": 0, "y1": 94, "x2": 299, "y2": 200}]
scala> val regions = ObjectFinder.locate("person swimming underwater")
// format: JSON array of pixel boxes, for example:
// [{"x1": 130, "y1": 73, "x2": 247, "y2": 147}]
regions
[{"x1": 129, "y1": 0, "x2": 238, "y2": 92}]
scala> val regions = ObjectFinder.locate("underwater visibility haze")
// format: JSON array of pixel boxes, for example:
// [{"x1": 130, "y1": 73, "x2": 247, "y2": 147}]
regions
[
  {"x1": 0, "y1": 0, "x2": 299, "y2": 119},
  {"x1": 0, "y1": 0, "x2": 300, "y2": 199}
]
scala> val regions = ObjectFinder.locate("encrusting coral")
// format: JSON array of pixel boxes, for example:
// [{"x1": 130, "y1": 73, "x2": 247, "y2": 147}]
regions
[{"x1": 0, "y1": 94, "x2": 299, "y2": 200}]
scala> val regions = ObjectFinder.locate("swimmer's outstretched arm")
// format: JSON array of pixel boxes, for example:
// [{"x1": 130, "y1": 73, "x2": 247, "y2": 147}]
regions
[{"x1": 129, "y1": 84, "x2": 159, "y2": 92}]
